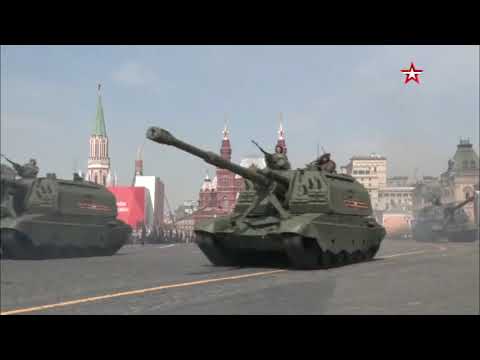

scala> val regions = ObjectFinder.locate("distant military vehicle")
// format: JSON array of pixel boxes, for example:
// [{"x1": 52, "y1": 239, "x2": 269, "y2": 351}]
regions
[
  {"x1": 0, "y1": 158, "x2": 131, "y2": 259},
  {"x1": 412, "y1": 203, "x2": 444, "y2": 242},
  {"x1": 440, "y1": 197, "x2": 478, "y2": 242},
  {"x1": 146, "y1": 127, "x2": 385, "y2": 269},
  {"x1": 412, "y1": 196, "x2": 478, "y2": 243}
]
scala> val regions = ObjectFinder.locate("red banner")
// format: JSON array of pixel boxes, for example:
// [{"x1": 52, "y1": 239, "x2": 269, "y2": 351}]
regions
[{"x1": 108, "y1": 186, "x2": 146, "y2": 229}]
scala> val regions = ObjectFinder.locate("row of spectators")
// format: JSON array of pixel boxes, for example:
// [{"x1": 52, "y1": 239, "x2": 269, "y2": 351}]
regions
[{"x1": 129, "y1": 225, "x2": 196, "y2": 244}]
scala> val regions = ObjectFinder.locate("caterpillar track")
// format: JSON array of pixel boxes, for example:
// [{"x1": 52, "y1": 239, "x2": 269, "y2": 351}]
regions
[
  {"x1": 0, "y1": 229, "x2": 126, "y2": 260},
  {"x1": 196, "y1": 233, "x2": 380, "y2": 270}
]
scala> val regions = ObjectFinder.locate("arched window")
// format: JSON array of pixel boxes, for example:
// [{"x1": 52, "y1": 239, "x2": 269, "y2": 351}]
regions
[
  {"x1": 103, "y1": 175, "x2": 106, "y2": 185},
  {"x1": 94, "y1": 174, "x2": 98, "y2": 184}
]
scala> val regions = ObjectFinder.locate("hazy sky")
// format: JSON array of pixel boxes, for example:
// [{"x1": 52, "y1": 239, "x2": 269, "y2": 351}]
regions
[{"x1": 1, "y1": 45, "x2": 478, "y2": 209}]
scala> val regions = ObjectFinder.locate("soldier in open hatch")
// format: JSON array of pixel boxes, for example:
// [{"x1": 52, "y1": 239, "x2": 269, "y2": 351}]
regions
[
  {"x1": 1, "y1": 155, "x2": 39, "y2": 179},
  {"x1": 310, "y1": 153, "x2": 337, "y2": 173},
  {"x1": 251, "y1": 140, "x2": 291, "y2": 170}
]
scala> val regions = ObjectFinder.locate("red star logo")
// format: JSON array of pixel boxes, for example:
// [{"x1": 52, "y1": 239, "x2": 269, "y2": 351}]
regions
[{"x1": 401, "y1": 62, "x2": 423, "y2": 84}]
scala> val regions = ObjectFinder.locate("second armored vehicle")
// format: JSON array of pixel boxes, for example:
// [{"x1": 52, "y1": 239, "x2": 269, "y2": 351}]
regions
[
  {"x1": 147, "y1": 127, "x2": 386, "y2": 269},
  {"x1": 412, "y1": 196, "x2": 478, "y2": 242},
  {"x1": 1, "y1": 161, "x2": 131, "y2": 259},
  {"x1": 441, "y1": 197, "x2": 478, "y2": 242}
]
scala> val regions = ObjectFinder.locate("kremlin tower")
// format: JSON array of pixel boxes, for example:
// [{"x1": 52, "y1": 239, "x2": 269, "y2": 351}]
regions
[
  {"x1": 195, "y1": 122, "x2": 239, "y2": 220},
  {"x1": 86, "y1": 84, "x2": 112, "y2": 186},
  {"x1": 193, "y1": 115, "x2": 288, "y2": 223},
  {"x1": 215, "y1": 122, "x2": 239, "y2": 211},
  {"x1": 276, "y1": 113, "x2": 287, "y2": 154}
]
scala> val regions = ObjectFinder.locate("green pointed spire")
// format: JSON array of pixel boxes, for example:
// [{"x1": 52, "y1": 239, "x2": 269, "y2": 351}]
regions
[{"x1": 93, "y1": 83, "x2": 107, "y2": 137}]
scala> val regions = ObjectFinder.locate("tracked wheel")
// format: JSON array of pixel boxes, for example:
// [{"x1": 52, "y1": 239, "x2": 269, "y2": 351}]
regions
[
  {"x1": 365, "y1": 245, "x2": 380, "y2": 260},
  {"x1": 1, "y1": 230, "x2": 36, "y2": 259},
  {"x1": 351, "y1": 250, "x2": 364, "y2": 263},
  {"x1": 284, "y1": 235, "x2": 322, "y2": 270},
  {"x1": 99, "y1": 243, "x2": 124, "y2": 256},
  {"x1": 319, "y1": 250, "x2": 334, "y2": 269},
  {"x1": 334, "y1": 251, "x2": 347, "y2": 267},
  {"x1": 355, "y1": 250, "x2": 366, "y2": 262},
  {"x1": 447, "y1": 230, "x2": 479, "y2": 243},
  {"x1": 343, "y1": 251, "x2": 353, "y2": 264},
  {"x1": 231, "y1": 251, "x2": 288, "y2": 268},
  {"x1": 195, "y1": 233, "x2": 239, "y2": 266}
]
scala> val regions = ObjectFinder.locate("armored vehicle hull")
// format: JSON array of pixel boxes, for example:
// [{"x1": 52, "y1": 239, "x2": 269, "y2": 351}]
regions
[
  {"x1": 412, "y1": 219, "x2": 444, "y2": 242},
  {"x1": 1, "y1": 171, "x2": 131, "y2": 259},
  {"x1": 196, "y1": 213, "x2": 384, "y2": 269},
  {"x1": 445, "y1": 226, "x2": 478, "y2": 242},
  {"x1": 147, "y1": 127, "x2": 385, "y2": 269}
]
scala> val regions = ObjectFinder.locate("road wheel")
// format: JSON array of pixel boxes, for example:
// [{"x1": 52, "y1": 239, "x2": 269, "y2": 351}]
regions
[
  {"x1": 284, "y1": 235, "x2": 321, "y2": 270},
  {"x1": 0, "y1": 231, "x2": 8, "y2": 258},
  {"x1": 356, "y1": 250, "x2": 366, "y2": 262},
  {"x1": 351, "y1": 251, "x2": 363, "y2": 263},
  {"x1": 61, "y1": 246, "x2": 79, "y2": 258},
  {"x1": 344, "y1": 252, "x2": 353, "y2": 264},
  {"x1": 196, "y1": 233, "x2": 238, "y2": 266},
  {"x1": 334, "y1": 251, "x2": 347, "y2": 267},
  {"x1": 319, "y1": 250, "x2": 334, "y2": 269},
  {"x1": 448, "y1": 230, "x2": 478, "y2": 243},
  {"x1": 366, "y1": 245, "x2": 380, "y2": 260},
  {"x1": 5, "y1": 232, "x2": 35, "y2": 259}
]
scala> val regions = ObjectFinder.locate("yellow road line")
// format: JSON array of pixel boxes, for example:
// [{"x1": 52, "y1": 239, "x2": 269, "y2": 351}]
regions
[
  {"x1": 380, "y1": 250, "x2": 429, "y2": 258},
  {"x1": 2, "y1": 246, "x2": 448, "y2": 315},
  {"x1": 1, "y1": 269, "x2": 286, "y2": 315},
  {"x1": 380, "y1": 245, "x2": 449, "y2": 259}
]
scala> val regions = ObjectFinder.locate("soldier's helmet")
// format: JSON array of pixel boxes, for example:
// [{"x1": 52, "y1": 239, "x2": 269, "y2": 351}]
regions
[
  {"x1": 275, "y1": 145, "x2": 284, "y2": 154},
  {"x1": 29, "y1": 159, "x2": 37, "y2": 166},
  {"x1": 317, "y1": 153, "x2": 331, "y2": 164}
]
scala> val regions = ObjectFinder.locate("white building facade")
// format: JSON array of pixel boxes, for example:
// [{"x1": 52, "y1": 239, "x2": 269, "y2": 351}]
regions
[{"x1": 340, "y1": 154, "x2": 387, "y2": 210}]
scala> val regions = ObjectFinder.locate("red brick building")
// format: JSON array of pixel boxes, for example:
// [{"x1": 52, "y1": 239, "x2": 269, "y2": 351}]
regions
[{"x1": 192, "y1": 121, "x2": 287, "y2": 223}]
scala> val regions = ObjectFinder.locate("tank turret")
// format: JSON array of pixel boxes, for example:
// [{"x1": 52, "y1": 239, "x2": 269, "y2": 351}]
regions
[{"x1": 146, "y1": 127, "x2": 385, "y2": 269}]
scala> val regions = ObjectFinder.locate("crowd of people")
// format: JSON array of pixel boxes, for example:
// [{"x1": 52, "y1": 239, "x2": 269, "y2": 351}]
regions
[{"x1": 129, "y1": 224, "x2": 196, "y2": 245}]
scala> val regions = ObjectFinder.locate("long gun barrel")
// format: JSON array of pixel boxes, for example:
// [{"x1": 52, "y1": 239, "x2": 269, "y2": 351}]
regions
[
  {"x1": 0, "y1": 154, "x2": 24, "y2": 176},
  {"x1": 1, "y1": 154, "x2": 19, "y2": 167},
  {"x1": 251, "y1": 140, "x2": 270, "y2": 157},
  {"x1": 147, "y1": 127, "x2": 275, "y2": 188},
  {"x1": 443, "y1": 196, "x2": 475, "y2": 224},
  {"x1": 452, "y1": 196, "x2": 474, "y2": 211}
]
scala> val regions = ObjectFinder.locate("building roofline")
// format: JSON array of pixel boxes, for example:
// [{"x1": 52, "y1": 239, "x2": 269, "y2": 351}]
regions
[{"x1": 350, "y1": 156, "x2": 387, "y2": 160}]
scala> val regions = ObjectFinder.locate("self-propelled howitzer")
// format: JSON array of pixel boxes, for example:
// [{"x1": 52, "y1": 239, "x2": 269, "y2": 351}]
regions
[
  {"x1": 147, "y1": 127, "x2": 385, "y2": 269},
  {"x1": 1, "y1": 165, "x2": 131, "y2": 259},
  {"x1": 413, "y1": 196, "x2": 478, "y2": 243},
  {"x1": 441, "y1": 196, "x2": 478, "y2": 242}
]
